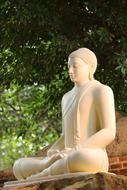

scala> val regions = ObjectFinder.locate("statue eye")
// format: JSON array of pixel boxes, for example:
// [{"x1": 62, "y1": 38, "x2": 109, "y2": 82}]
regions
[{"x1": 73, "y1": 64, "x2": 79, "y2": 68}]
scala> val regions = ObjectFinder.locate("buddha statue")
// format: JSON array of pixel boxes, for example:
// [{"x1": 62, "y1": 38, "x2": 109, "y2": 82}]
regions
[{"x1": 13, "y1": 48, "x2": 116, "y2": 180}]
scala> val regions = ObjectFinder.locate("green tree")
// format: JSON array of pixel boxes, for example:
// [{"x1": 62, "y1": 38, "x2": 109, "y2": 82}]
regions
[
  {"x1": 0, "y1": 84, "x2": 59, "y2": 170},
  {"x1": 0, "y1": 0, "x2": 127, "y2": 111}
]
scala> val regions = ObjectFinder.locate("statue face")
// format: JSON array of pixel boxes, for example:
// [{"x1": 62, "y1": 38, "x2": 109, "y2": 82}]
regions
[{"x1": 68, "y1": 57, "x2": 91, "y2": 85}]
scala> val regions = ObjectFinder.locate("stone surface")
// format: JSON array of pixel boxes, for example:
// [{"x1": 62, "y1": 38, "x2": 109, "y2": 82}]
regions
[
  {"x1": 107, "y1": 116, "x2": 127, "y2": 157},
  {"x1": 0, "y1": 169, "x2": 15, "y2": 188},
  {"x1": 3, "y1": 172, "x2": 127, "y2": 190},
  {"x1": 0, "y1": 169, "x2": 15, "y2": 190},
  {"x1": 115, "y1": 111, "x2": 123, "y2": 121}
]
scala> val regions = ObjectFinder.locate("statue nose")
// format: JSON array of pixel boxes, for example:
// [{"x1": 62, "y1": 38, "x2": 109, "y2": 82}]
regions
[{"x1": 69, "y1": 67, "x2": 74, "y2": 74}]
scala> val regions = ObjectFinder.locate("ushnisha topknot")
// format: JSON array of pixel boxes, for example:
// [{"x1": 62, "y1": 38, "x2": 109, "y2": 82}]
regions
[{"x1": 68, "y1": 48, "x2": 97, "y2": 80}]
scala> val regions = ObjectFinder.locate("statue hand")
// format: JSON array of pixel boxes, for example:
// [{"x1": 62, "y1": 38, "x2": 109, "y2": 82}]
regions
[
  {"x1": 47, "y1": 149, "x2": 69, "y2": 158},
  {"x1": 47, "y1": 149, "x2": 60, "y2": 157}
]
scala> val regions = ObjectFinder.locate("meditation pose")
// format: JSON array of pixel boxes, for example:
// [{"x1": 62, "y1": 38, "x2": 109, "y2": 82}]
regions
[{"x1": 13, "y1": 48, "x2": 116, "y2": 179}]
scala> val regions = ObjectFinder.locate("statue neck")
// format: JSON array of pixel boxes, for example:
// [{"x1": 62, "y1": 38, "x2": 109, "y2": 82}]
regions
[{"x1": 74, "y1": 79, "x2": 93, "y2": 88}]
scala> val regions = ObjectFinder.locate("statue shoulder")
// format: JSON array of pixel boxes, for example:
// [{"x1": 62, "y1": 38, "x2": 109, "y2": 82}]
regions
[
  {"x1": 93, "y1": 82, "x2": 114, "y2": 100},
  {"x1": 61, "y1": 88, "x2": 74, "y2": 103}
]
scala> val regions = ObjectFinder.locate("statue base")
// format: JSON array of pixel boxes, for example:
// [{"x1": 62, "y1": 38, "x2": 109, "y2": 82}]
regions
[{"x1": 3, "y1": 172, "x2": 127, "y2": 190}]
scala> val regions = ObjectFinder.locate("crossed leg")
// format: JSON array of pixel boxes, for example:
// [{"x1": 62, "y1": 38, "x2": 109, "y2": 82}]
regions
[
  {"x1": 13, "y1": 153, "x2": 63, "y2": 179},
  {"x1": 27, "y1": 148, "x2": 108, "y2": 179}
]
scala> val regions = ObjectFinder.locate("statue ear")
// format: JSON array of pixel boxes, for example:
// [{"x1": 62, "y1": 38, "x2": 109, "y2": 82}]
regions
[{"x1": 89, "y1": 68, "x2": 94, "y2": 80}]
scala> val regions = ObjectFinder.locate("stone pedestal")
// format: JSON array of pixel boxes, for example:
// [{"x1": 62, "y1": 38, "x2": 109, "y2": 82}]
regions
[
  {"x1": 3, "y1": 172, "x2": 127, "y2": 190},
  {"x1": 0, "y1": 169, "x2": 15, "y2": 190}
]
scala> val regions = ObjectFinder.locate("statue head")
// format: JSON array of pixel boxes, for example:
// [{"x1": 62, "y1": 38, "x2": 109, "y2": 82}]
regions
[{"x1": 68, "y1": 48, "x2": 97, "y2": 80}]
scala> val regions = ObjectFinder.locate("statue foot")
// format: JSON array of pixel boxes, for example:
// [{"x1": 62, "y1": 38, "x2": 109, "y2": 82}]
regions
[{"x1": 27, "y1": 167, "x2": 51, "y2": 179}]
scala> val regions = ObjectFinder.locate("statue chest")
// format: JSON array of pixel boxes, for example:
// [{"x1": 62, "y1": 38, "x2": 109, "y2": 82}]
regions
[{"x1": 62, "y1": 89, "x2": 97, "y2": 147}]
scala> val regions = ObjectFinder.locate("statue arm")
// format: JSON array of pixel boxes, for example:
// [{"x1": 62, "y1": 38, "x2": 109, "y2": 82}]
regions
[
  {"x1": 47, "y1": 96, "x2": 65, "y2": 156},
  {"x1": 82, "y1": 85, "x2": 116, "y2": 149},
  {"x1": 47, "y1": 134, "x2": 65, "y2": 156}
]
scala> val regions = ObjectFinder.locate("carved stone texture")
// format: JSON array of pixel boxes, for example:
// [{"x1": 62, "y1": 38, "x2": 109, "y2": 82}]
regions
[
  {"x1": 107, "y1": 116, "x2": 127, "y2": 157},
  {"x1": 3, "y1": 172, "x2": 127, "y2": 190},
  {"x1": 0, "y1": 169, "x2": 15, "y2": 188}
]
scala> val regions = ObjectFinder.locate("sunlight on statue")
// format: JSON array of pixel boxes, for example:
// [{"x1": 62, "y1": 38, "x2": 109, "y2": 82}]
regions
[{"x1": 13, "y1": 48, "x2": 116, "y2": 180}]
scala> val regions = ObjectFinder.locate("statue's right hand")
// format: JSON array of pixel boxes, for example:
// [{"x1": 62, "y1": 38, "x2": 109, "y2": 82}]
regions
[{"x1": 47, "y1": 149, "x2": 60, "y2": 157}]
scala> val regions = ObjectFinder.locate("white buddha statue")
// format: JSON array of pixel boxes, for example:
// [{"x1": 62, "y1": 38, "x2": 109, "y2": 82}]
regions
[{"x1": 13, "y1": 48, "x2": 116, "y2": 179}]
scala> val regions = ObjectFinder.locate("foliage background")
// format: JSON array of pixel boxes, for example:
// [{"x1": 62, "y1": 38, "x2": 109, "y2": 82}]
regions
[{"x1": 0, "y1": 0, "x2": 127, "y2": 170}]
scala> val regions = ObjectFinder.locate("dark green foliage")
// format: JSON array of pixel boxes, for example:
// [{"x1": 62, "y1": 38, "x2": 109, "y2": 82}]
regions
[{"x1": 0, "y1": 0, "x2": 127, "y2": 109}]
